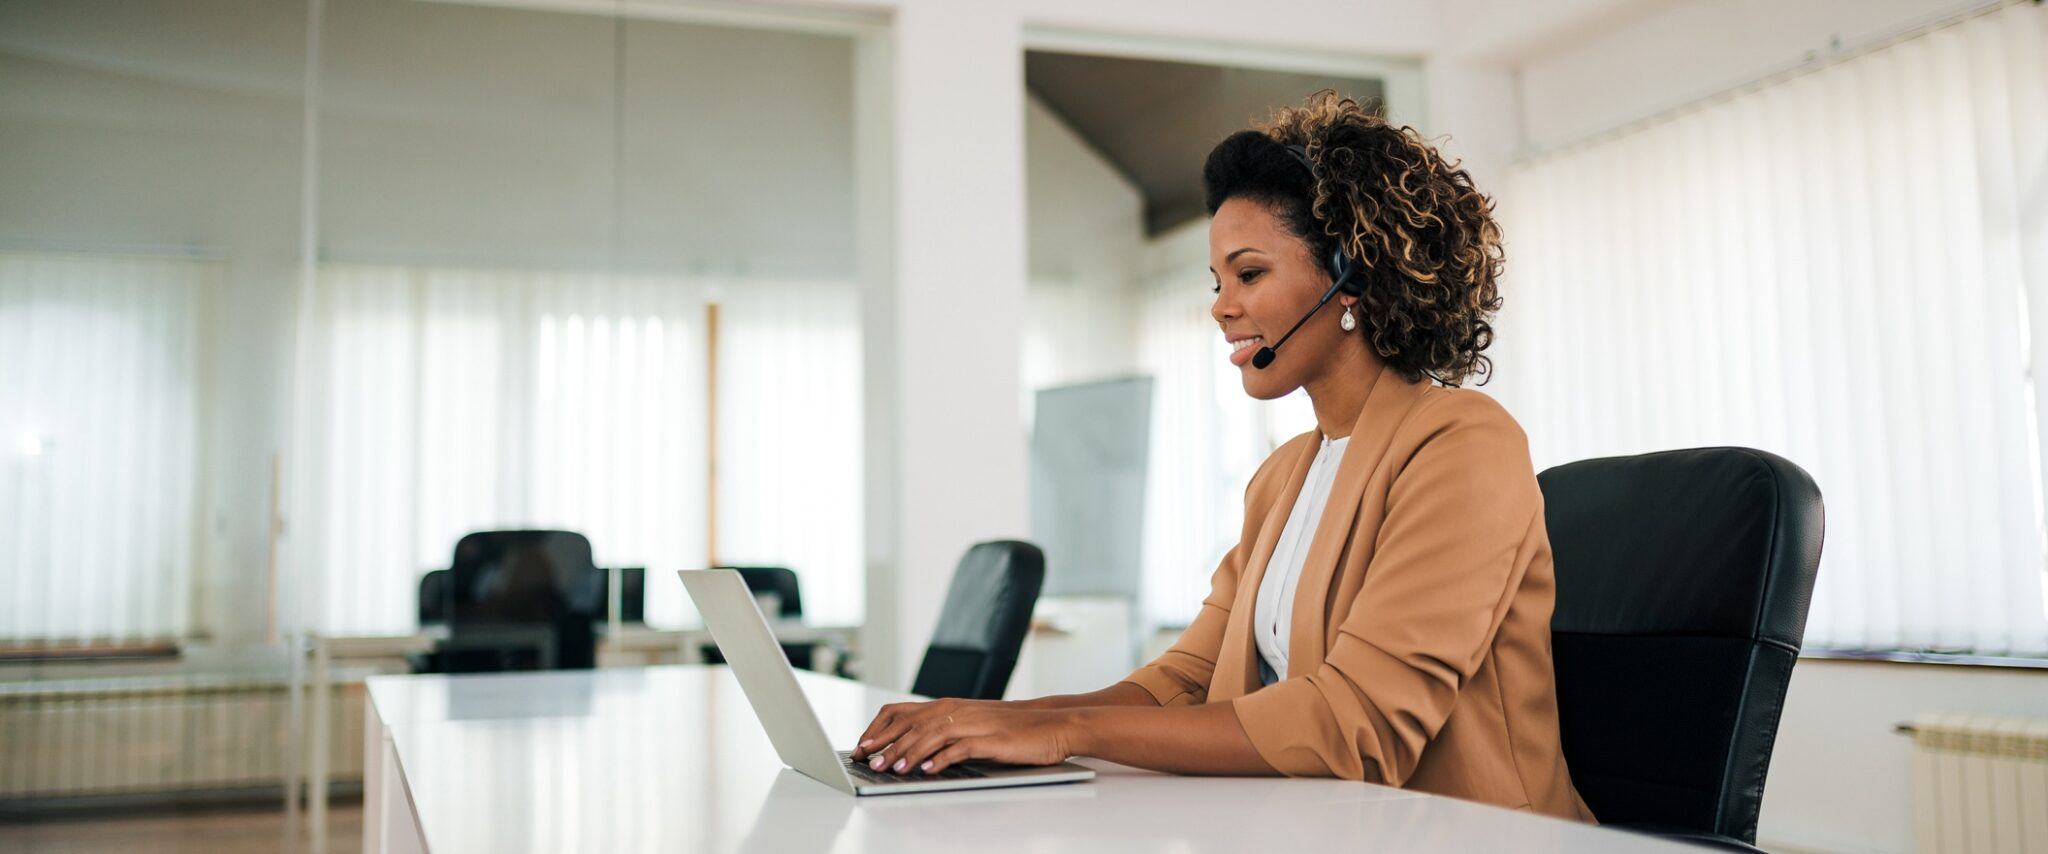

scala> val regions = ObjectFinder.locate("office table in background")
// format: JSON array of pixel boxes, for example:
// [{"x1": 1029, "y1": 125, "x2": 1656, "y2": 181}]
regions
[{"x1": 363, "y1": 665, "x2": 1688, "y2": 854}]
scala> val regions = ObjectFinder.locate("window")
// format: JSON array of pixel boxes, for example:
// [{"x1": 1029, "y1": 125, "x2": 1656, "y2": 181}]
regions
[
  {"x1": 296, "y1": 264, "x2": 862, "y2": 635},
  {"x1": 0, "y1": 252, "x2": 210, "y2": 642},
  {"x1": 1499, "y1": 4, "x2": 2048, "y2": 656},
  {"x1": 1134, "y1": 263, "x2": 1315, "y2": 627}
]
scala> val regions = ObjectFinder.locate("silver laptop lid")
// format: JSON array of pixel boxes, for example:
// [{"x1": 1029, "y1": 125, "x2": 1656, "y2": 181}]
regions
[{"x1": 678, "y1": 569, "x2": 853, "y2": 793}]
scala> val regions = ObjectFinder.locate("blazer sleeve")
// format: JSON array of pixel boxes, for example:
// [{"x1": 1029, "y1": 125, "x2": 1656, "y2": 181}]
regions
[
  {"x1": 1117, "y1": 441, "x2": 1292, "y2": 706},
  {"x1": 1229, "y1": 394, "x2": 1543, "y2": 784}
]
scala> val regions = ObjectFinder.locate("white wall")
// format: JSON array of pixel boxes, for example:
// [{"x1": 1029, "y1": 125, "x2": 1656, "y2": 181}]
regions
[
  {"x1": 1023, "y1": 93, "x2": 1146, "y2": 398},
  {"x1": 1512, "y1": 0, "x2": 1987, "y2": 151},
  {"x1": 317, "y1": 0, "x2": 856, "y2": 274},
  {"x1": 1768, "y1": 659, "x2": 2048, "y2": 852},
  {"x1": 1445, "y1": 1, "x2": 2048, "y2": 850},
  {"x1": 856, "y1": 0, "x2": 1033, "y2": 684}
]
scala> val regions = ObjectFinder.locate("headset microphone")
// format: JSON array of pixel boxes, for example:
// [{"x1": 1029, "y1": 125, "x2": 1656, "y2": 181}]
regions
[
  {"x1": 1249, "y1": 260, "x2": 1356, "y2": 369},
  {"x1": 1251, "y1": 144, "x2": 1364, "y2": 371}
]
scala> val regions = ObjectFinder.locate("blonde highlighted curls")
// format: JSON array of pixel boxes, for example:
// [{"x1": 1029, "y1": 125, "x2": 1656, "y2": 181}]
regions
[{"x1": 1258, "y1": 90, "x2": 1504, "y2": 386}]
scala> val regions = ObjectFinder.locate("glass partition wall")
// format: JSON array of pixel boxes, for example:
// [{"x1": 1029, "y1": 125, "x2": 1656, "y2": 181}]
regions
[{"x1": 0, "y1": 0, "x2": 862, "y2": 843}]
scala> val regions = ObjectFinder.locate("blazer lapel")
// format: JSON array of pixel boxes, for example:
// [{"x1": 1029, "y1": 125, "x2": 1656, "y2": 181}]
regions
[
  {"x1": 1210, "y1": 431, "x2": 1318, "y2": 702},
  {"x1": 1284, "y1": 364, "x2": 1433, "y2": 677}
]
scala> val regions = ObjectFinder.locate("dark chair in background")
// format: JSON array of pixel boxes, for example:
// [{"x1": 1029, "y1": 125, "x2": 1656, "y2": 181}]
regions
[
  {"x1": 909, "y1": 540, "x2": 1045, "y2": 701},
  {"x1": 414, "y1": 530, "x2": 606, "y2": 674},
  {"x1": 611, "y1": 566, "x2": 646, "y2": 624},
  {"x1": 1540, "y1": 447, "x2": 1824, "y2": 851},
  {"x1": 700, "y1": 566, "x2": 817, "y2": 671},
  {"x1": 419, "y1": 569, "x2": 454, "y2": 626},
  {"x1": 420, "y1": 566, "x2": 644, "y2": 626},
  {"x1": 727, "y1": 566, "x2": 805, "y2": 618}
]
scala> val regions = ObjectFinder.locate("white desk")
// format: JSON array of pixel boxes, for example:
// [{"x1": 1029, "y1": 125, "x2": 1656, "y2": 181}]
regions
[
  {"x1": 363, "y1": 665, "x2": 1686, "y2": 854},
  {"x1": 303, "y1": 624, "x2": 854, "y2": 854}
]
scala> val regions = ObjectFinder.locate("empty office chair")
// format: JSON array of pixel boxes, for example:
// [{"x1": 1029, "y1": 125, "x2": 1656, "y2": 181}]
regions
[
  {"x1": 1540, "y1": 448, "x2": 1823, "y2": 851},
  {"x1": 417, "y1": 530, "x2": 605, "y2": 673},
  {"x1": 910, "y1": 540, "x2": 1045, "y2": 701},
  {"x1": 701, "y1": 566, "x2": 818, "y2": 670},
  {"x1": 725, "y1": 565, "x2": 805, "y2": 618},
  {"x1": 420, "y1": 565, "x2": 641, "y2": 626}
]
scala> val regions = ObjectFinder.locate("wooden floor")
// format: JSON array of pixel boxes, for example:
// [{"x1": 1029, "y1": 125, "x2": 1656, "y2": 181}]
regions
[{"x1": 0, "y1": 804, "x2": 361, "y2": 854}]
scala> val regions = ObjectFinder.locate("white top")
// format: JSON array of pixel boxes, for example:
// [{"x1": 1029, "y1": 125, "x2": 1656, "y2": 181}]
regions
[
  {"x1": 1252, "y1": 433, "x2": 1350, "y2": 679},
  {"x1": 363, "y1": 665, "x2": 1684, "y2": 854}
]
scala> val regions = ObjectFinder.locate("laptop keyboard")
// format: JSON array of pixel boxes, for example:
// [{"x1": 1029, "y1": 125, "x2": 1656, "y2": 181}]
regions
[{"x1": 838, "y1": 751, "x2": 986, "y2": 784}]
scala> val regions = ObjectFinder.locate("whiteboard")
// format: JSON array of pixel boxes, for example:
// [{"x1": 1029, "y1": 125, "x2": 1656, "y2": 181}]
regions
[{"x1": 1029, "y1": 376, "x2": 1153, "y2": 598}]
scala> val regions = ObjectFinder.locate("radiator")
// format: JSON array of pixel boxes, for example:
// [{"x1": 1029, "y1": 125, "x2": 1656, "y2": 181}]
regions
[
  {"x1": 0, "y1": 675, "x2": 364, "y2": 800},
  {"x1": 1904, "y1": 714, "x2": 2048, "y2": 854}
]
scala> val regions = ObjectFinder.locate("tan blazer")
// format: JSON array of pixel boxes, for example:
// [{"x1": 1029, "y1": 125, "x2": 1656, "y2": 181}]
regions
[{"x1": 1121, "y1": 363, "x2": 1594, "y2": 821}]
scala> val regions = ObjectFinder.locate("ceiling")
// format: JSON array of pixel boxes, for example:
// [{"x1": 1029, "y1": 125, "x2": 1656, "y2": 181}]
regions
[{"x1": 1024, "y1": 50, "x2": 1384, "y2": 237}]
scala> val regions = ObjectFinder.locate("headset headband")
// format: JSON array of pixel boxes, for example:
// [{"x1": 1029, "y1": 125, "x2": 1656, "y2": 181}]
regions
[
  {"x1": 1278, "y1": 142, "x2": 1360, "y2": 293},
  {"x1": 1283, "y1": 144, "x2": 1316, "y2": 174}
]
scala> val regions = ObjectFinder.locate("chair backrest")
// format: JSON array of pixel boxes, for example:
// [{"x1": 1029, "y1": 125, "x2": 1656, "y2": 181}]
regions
[
  {"x1": 700, "y1": 566, "x2": 811, "y2": 670},
  {"x1": 716, "y1": 566, "x2": 805, "y2": 618},
  {"x1": 909, "y1": 540, "x2": 1045, "y2": 700},
  {"x1": 420, "y1": 565, "x2": 640, "y2": 625},
  {"x1": 443, "y1": 530, "x2": 602, "y2": 670},
  {"x1": 419, "y1": 569, "x2": 453, "y2": 625},
  {"x1": 1539, "y1": 448, "x2": 1823, "y2": 844}
]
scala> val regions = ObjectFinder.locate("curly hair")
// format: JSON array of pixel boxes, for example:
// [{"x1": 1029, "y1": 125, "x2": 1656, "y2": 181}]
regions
[{"x1": 1202, "y1": 90, "x2": 1503, "y2": 386}]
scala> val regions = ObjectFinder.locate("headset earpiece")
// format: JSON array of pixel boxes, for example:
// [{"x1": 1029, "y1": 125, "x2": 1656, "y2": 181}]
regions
[{"x1": 1328, "y1": 246, "x2": 1361, "y2": 296}]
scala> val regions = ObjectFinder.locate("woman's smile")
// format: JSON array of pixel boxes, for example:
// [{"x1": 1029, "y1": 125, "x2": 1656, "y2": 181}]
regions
[{"x1": 1228, "y1": 334, "x2": 1265, "y2": 366}]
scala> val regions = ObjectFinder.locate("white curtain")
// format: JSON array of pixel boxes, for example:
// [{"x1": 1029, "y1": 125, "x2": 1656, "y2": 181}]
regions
[
  {"x1": 714, "y1": 278, "x2": 865, "y2": 626},
  {"x1": 1501, "y1": 2, "x2": 2048, "y2": 656},
  {"x1": 297, "y1": 265, "x2": 707, "y2": 635},
  {"x1": 297, "y1": 264, "x2": 862, "y2": 635},
  {"x1": 0, "y1": 252, "x2": 208, "y2": 642},
  {"x1": 1133, "y1": 266, "x2": 1315, "y2": 627}
]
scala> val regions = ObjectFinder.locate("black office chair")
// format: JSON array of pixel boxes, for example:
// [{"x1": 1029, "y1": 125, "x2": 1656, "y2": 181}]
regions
[
  {"x1": 416, "y1": 530, "x2": 606, "y2": 673},
  {"x1": 725, "y1": 566, "x2": 805, "y2": 618},
  {"x1": 419, "y1": 568, "x2": 454, "y2": 626},
  {"x1": 609, "y1": 567, "x2": 647, "y2": 623},
  {"x1": 909, "y1": 540, "x2": 1045, "y2": 700},
  {"x1": 1540, "y1": 447, "x2": 1823, "y2": 851},
  {"x1": 420, "y1": 566, "x2": 643, "y2": 626},
  {"x1": 700, "y1": 566, "x2": 819, "y2": 671}
]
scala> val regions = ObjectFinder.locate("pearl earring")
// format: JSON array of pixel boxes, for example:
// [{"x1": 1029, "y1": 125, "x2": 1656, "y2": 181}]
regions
[{"x1": 1339, "y1": 306, "x2": 1357, "y2": 332}]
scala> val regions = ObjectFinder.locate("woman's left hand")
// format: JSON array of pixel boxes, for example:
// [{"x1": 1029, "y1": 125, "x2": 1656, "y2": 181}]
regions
[{"x1": 853, "y1": 698, "x2": 1081, "y2": 776}]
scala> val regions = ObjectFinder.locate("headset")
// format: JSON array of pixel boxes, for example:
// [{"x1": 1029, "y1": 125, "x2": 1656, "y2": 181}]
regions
[{"x1": 1248, "y1": 144, "x2": 1366, "y2": 370}]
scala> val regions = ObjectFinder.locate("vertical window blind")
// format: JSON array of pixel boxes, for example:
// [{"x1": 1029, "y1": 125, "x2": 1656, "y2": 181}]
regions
[
  {"x1": 1500, "y1": 2, "x2": 2048, "y2": 656},
  {"x1": 1134, "y1": 269, "x2": 1315, "y2": 627},
  {"x1": 712, "y1": 278, "x2": 865, "y2": 626},
  {"x1": 0, "y1": 252, "x2": 209, "y2": 643},
  {"x1": 296, "y1": 265, "x2": 863, "y2": 635}
]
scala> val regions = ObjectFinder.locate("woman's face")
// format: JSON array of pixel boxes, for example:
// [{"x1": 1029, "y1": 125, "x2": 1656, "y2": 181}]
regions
[{"x1": 1209, "y1": 197, "x2": 1358, "y2": 400}]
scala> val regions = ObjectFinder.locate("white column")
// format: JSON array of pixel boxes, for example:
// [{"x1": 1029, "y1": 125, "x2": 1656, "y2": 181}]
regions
[
  {"x1": 857, "y1": 0, "x2": 1031, "y2": 688},
  {"x1": 1420, "y1": 56, "x2": 1528, "y2": 409}
]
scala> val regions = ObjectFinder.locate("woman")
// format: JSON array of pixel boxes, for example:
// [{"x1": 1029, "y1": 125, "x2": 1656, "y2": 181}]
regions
[{"x1": 852, "y1": 91, "x2": 1593, "y2": 821}]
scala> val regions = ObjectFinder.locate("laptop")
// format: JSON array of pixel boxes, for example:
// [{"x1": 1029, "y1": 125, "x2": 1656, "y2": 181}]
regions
[{"x1": 678, "y1": 569, "x2": 1097, "y2": 795}]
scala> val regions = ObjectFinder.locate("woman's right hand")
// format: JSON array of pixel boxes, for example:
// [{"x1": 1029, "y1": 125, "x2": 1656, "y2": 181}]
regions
[
  {"x1": 849, "y1": 681, "x2": 1157, "y2": 763},
  {"x1": 849, "y1": 697, "x2": 1016, "y2": 762}
]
